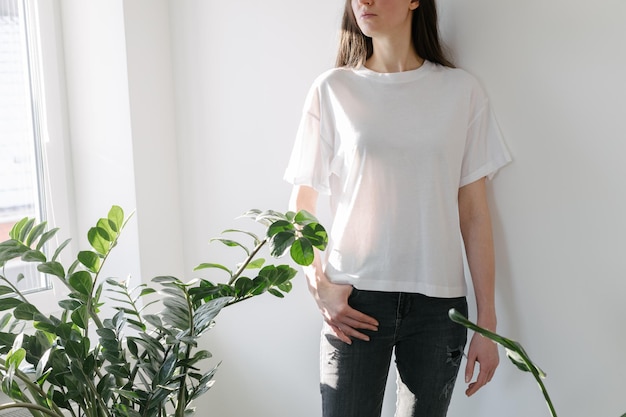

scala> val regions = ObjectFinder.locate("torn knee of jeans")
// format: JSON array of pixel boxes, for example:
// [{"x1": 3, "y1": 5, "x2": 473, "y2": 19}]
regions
[{"x1": 446, "y1": 345, "x2": 464, "y2": 368}]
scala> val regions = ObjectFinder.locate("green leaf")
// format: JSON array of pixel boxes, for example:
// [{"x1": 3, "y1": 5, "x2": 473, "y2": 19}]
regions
[
  {"x1": 69, "y1": 271, "x2": 93, "y2": 296},
  {"x1": 290, "y1": 238, "x2": 314, "y2": 266},
  {"x1": 155, "y1": 352, "x2": 177, "y2": 386},
  {"x1": 7, "y1": 347, "x2": 26, "y2": 369},
  {"x1": 63, "y1": 339, "x2": 85, "y2": 359},
  {"x1": 250, "y1": 276, "x2": 270, "y2": 295},
  {"x1": 88, "y1": 227, "x2": 111, "y2": 255},
  {"x1": 58, "y1": 299, "x2": 82, "y2": 311},
  {"x1": 300, "y1": 223, "x2": 328, "y2": 250},
  {"x1": 25, "y1": 221, "x2": 48, "y2": 247},
  {"x1": 9, "y1": 218, "x2": 30, "y2": 241},
  {"x1": 20, "y1": 249, "x2": 46, "y2": 263},
  {"x1": 51, "y1": 238, "x2": 71, "y2": 262},
  {"x1": 139, "y1": 287, "x2": 156, "y2": 297},
  {"x1": 246, "y1": 258, "x2": 266, "y2": 269},
  {"x1": 78, "y1": 251, "x2": 101, "y2": 273},
  {"x1": 37, "y1": 261, "x2": 65, "y2": 279},
  {"x1": 259, "y1": 265, "x2": 297, "y2": 287},
  {"x1": 294, "y1": 210, "x2": 319, "y2": 225},
  {"x1": 277, "y1": 281, "x2": 293, "y2": 293},
  {"x1": 13, "y1": 303, "x2": 43, "y2": 321},
  {"x1": 0, "y1": 298, "x2": 23, "y2": 311},
  {"x1": 234, "y1": 277, "x2": 254, "y2": 297},
  {"x1": 210, "y1": 238, "x2": 250, "y2": 256},
  {"x1": 193, "y1": 297, "x2": 232, "y2": 334},
  {"x1": 0, "y1": 286, "x2": 15, "y2": 297},
  {"x1": 0, "y1": 240, "x2": 29, "y2": 263},
  {"x1": 16, "y1": 218, "x2": 35, "y2": 242},
  {"x1": 268, "y1": 231, "x2": 295, "y2": 258},
  {"x1": 0, "y1": 313, "x2": 11, "y2": 330},
  {"x1": 35, "y1": 227, "x2": 59, "y2": 251},
  {"x1": 193, "y1": 263, "x2": 232, "y2": 276},
  {"x1": 268, "y1": 288, "x2": 285, "y2": 298},
  {"x1": 71, "y1": 305, "x2": 89, "y2": 330},
  {"x1": 267, "y1": 220, "x2": 294, "y2": 238},
  {"x1": 221, "y1": 228, "x2": 262, "y2": 245},
  {"x1": 108, "y1": 205, "x2": 124, "y2": 233}
]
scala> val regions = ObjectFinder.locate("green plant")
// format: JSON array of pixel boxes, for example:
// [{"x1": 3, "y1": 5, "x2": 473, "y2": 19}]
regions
[
  {"x1": 0, "y1": 206, "x2": 327, "y2": 417},
  {"x1": 449, "y1": 309, "x2": 556, "y2": 417}
]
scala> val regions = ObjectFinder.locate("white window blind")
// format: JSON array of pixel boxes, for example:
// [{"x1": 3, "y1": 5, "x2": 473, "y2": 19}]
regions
[{"x1": 0, "y1": 0, "x2": 49, "y2": 293}]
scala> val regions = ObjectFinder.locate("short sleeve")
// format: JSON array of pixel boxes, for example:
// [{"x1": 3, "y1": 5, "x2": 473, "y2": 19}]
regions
[
  {"x1": 459, "y1": 96, "x2": 512, "y2": 187},
  {"x1": 283, "y1": 84, "x2": 334, "y2": 195}
]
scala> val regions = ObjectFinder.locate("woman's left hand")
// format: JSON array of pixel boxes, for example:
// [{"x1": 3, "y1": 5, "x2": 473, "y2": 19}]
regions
[{"x1": 464, "y1": 332, "x2": 499, "y2": 396}]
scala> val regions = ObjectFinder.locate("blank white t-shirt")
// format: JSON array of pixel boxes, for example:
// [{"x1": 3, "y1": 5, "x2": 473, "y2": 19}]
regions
[{"x1": 284, "y1": 61, "x2": 511, "y2": 297}]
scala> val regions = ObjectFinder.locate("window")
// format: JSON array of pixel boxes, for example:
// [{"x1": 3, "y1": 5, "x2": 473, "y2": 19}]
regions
[
  {"x1": 0, "y1": 0, "x2": 50, "y2": 293},
  {"x1": 1, "y1": 0, "x2": 74, "y2": 304}
]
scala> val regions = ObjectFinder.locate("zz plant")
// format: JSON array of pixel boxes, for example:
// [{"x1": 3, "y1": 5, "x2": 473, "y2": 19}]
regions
[{"x1": 0, "y1": 206, "x2": 327, "y2": 417}]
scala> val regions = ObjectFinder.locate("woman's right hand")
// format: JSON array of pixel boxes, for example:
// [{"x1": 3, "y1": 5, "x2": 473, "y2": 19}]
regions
[
  {"x1": 289, "y1": 185, "x2": 378, "y2": 344},
  {"x1": 310, "y1": 279, "x2": 379, "y2": 344}
]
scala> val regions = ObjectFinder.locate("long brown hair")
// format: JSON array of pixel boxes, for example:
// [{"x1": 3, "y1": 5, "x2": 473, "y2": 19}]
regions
[{"x1": 335, "y1": 0, "x2": 454, "y2": 68}]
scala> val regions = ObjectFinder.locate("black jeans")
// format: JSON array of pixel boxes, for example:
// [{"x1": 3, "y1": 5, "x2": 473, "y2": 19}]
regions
[{"x1": 320, "y1": 289, "x2": 468, "y2": 417}]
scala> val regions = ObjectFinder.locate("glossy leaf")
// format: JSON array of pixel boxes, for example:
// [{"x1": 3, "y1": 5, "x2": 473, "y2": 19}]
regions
[
  {"x1": 268, "y1": 231, "x2": 295, "y2": 258},
  {"x1": 193, "y1": 263, "x2": 232, "y2": 275},
  {"x1": 0, "y1": 240, "x2": 29, "y2": 262},
  {"x1": 51, "y1": 238, "x2": 71, "y2": 262},
  {"x1": 266, "y1": 220, "x2": 294, "y2": 238},
  {"x1": 13, "y1": 303, "x2": 43, "y2": 321},
  {"x1": 210, "y1": 238, "x2": 250, "y2": 256},
  {"x1": 88, "y1": 227, "x2": 111, "y2": 255},
  {"x1": 294, "y1": 209, "x2": 318, "y2": 225},
  {"x1": 25, "y1": 221, "x2": 48, "y2": 247},
  {"x1": 290, "y1": 238, "x2": 314, "y2": 266},
  {"x1": 245, "y1": 258, "x2": 265, "y2": 269},
  {"x1": 21, "y1": 249, "x2": 46, "y2": 263},
  {"x1": 77, "y1": 251, "x2": 101, "y2": 273},
  {"x1": 0, "y1": 286, "x2": 14, "y2": 296},
  {"x1": 15, "y1": 218, "x2": 35, "y2": 242},
  {"x1": 69, "y1": 271, "x2": 93, "y2": 297},
  {"x1": 71, "y1": 306, "x2": 89, "y2": 330},
  {"x1": 300, "y1": 223, "x2": 328, "y2": 250},
  {"x1": 9, "y1": 217, "x2": 30, "y2": 241},
  {"x1": 37, "y1": 261, "x2": 65, "y2": 279},
  {"x1": 108, "y1": 205, "x2": 124, "y2": 232},
  {"x1": 0, "y1": 298, "x2": 23, "y2": 311},
  {"x1": 35, "y1": 227, "x2": 59, "y2": 251},
  {"x1": 58, "y1": 299, "x2": 82, "y2": 311}
]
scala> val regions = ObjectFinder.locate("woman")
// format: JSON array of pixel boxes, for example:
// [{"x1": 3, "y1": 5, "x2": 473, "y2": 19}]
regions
[{"x1": 284, "y1": 0, "x2": 511, "y2": 416}]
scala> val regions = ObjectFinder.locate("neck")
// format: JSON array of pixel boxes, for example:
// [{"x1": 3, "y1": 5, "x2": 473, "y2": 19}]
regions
[{"x1": 366, "y1": 35, "x2": 423, "y2": 73}]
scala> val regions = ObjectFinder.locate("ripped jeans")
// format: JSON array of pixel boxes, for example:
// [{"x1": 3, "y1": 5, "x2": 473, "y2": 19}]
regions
[{"x1": 320, "y1": 289, "x2": 468, "y2": 417}]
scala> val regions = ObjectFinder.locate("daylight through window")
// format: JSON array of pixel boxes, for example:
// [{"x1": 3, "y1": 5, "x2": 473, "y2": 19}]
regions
[{"x1": 0, "y1": 0, "x2": 50, "y2": 293}]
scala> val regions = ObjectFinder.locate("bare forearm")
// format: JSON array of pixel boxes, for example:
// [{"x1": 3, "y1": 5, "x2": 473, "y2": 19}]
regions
[
  {"x1": 462, "y1": 213, "x2": 497, "y2": 329},
  {"x1": 459, "y1": 179, "x2": 497, "y2": 330}
]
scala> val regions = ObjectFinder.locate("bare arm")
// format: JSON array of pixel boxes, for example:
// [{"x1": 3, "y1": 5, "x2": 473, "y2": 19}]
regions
[
  {"x1": 458, "y1": 178, "x2": 500, "y2": 396},
  {"x1": 289, "y1": 185, "x2": 378, "y2": 344}
]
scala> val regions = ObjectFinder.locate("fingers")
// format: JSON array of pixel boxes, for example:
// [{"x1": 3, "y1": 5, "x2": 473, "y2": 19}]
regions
[
  {"x1": 465, "y1": 364, "x2": 496, "y2": 397},
  {"x1": 326, "y1": 305, "x2": 378, "y2": 343},
  {"x1": 464, "y1": 334, "x2": 499, "y2": 397}
]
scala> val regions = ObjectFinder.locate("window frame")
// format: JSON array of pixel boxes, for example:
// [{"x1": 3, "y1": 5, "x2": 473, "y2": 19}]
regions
[{"x1": 4, "y1": 0, "x2": 77, "y2": 313}]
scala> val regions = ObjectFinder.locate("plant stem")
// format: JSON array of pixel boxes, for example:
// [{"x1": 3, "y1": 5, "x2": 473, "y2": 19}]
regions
[
  {"x1": 0, "y1": 403, "x2": 63, "y2": 417},
  {"x1": 228, "y1": 238, "x2": 268, "y2": 285},
  {"x1": 519, "y1": 353, "x2": 558, "y2": 417}
]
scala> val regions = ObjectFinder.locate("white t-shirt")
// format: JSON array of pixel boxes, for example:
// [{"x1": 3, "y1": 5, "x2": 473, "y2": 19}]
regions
[{"x1": 284, "y1": 61, "x2": 511, "y2": 297}]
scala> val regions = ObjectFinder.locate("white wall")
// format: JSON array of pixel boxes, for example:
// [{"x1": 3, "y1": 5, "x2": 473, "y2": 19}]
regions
[
  {"x1": 55, "y1": 0, "x2": 626, "y2": 416},
  {"x1": 168, "y1": 1, "x2": 626, "y2": 417},
  {"x1": 438, "y1": 1, "x2": 626, "y2": 416},
  {"x1": 57, "y1": 0, "x2": 184, "y2": 285}
]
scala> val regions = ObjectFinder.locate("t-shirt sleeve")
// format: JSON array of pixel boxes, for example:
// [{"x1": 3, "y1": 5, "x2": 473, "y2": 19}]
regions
[
  {"x1": 283, "y1": 84, "x2": 334, "y2": 195},
  {"x1": 459, "y1": 91, "x2": 512, "y2": 187}
]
